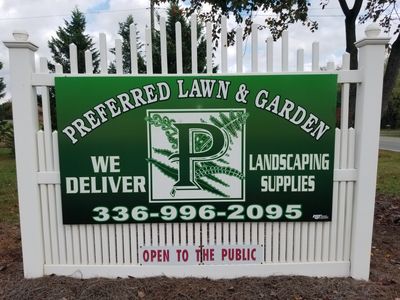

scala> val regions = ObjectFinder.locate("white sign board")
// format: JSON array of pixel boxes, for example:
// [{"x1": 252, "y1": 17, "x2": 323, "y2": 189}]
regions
[{"x1": 139, "y1": 245, "x2": 263, "y2": 265}]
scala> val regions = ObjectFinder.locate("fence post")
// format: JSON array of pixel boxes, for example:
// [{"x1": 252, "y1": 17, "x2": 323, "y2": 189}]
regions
[
  {"x1": 350, "y1": 24, "x2": 390, "y2": 280},
  {"x1": 3, "y1": 31, "x2": 44, "y2": 277}
]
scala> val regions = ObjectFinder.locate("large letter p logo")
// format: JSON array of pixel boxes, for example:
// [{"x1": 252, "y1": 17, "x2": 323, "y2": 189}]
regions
[{"x1": 169, "y1": 123, "x2": 227, "y2": 190}]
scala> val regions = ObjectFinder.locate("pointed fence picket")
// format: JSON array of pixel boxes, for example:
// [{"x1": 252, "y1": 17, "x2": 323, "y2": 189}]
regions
[
  {"x1": 130, "y1": 23, "x2": 138, "y2": 75},
  {"x1": 5, "y1": 16, "x2": 389, "y2": 280}
]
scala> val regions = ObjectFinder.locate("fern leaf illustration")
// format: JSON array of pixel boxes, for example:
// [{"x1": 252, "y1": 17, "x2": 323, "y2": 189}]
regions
[
  {"x1": 198, "y1": 161, "x2": 224, "y2": 169},
  {"x1": 195, "y1": 178, "x2": 228, "y2": 197},
  {"x1": 196, "y1": 110, "x2": 249, "y2": 152},
  {"x1": 146, "y1": 158, "x2": 178, "y2": 181},
  {"x1": 209, "y1": 111, "x2": 249, "y2": 140},
  {"x1": 220, "y1": 112, "x2": 237, "y2": 137},
  {"x1": 153, "y1": 147, "x2": 174, "y2": 157},
  {"x1": 229, "y1": 111, "x2": 242, "y2": 131},
  {"x1": 217, "y1": 158, "x2": 229, "y2": 165},
  {"x1": 198, "y1": 173, "x2": 229, "y2": 187},
  {"x1": 209, "y1": 115, "x2": 224, "y2": 129},
  {"x1": 195, "y1": 163, "x2": 244, "y2": 180}
]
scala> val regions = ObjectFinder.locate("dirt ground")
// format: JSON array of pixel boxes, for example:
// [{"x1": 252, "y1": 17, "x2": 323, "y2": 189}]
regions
[{"x1": 0, "y1": 194, "x2": 399, "y2": 300}]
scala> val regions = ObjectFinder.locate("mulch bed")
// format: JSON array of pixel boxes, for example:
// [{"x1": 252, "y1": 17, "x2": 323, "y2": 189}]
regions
[{"x1": 0, "y1": 194, "x2": 399, "y2": 300}]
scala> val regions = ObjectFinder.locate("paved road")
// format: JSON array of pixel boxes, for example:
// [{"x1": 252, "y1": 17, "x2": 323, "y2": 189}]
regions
[{"x1": 380, "y1": 136, "x2": 400, "y2": 152}]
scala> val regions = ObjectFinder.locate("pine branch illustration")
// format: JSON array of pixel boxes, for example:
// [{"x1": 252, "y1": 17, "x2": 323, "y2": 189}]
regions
[
  {"x1": 199, "y1": 161, "x2": 235, "y2": 171},
  {"x1": 146, "y1": 158, "x2": 178, "y2": 181},
  {"x1": 195, "y1": 178, "x2": 228, "y2": 197},
  {"x1": 196, "y1": 110, "x2": 249, "y2": 152},
  {"x1": 217, "y1": 158, "x2": 229, "y2": 165},
  {"x1": 209, "y1": 111, "x2": 249, "y2": 139},
  {"x1": 199, "y1": 173, "x2": 229, "y2": 187},
  {"x1": 153, "y1": 147, "x2": 174, "y2": 157},
  {"x1": 220, "y1": 112, "x2": 235, "y2": 136}
]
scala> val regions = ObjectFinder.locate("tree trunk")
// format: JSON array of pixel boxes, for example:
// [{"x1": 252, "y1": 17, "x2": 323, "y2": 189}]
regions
[
  {"x1": 345, "y1": 15, "x2": 358, "y2": 125},
  {"x1": 345, "y1": 16, "x2": 358, "y2": 70},
  {"x1": 382, "y1": 34, "x2": 400, "y2": 115}
]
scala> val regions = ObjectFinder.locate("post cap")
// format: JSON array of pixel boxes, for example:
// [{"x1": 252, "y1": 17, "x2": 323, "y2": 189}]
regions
[
  {"x1": 355, "y1": 24, "x2": 390, "y2": 48},
  {"x1": 3, "y1": 30, "x2": 38, "y2": 51},
  {"x1": 12, "y1": 30, "x2": 29, "y2": 42},
  {"x1": 365, "y1": 23, "x2": 381, "y2": 38}
]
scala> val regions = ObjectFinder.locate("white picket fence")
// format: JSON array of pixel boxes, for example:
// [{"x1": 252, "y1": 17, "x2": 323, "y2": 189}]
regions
[{"x1": 4, "y1": 17, "x2": 389, "y2": 280}]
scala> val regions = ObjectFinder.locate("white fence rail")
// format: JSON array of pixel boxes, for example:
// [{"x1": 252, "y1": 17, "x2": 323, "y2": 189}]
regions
[{"x1": 4, "y1": 19, "x2": 389, "y2": 280}]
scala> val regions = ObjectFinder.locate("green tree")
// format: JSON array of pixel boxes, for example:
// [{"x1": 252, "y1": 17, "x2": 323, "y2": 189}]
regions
[
  {"x1": 166, "y1": 0, "x2": 398, "y2": 122},
  {"x1": 381, "y1": 73, "x2": 400, "y2": 128},
  {"x1": 359, "y1": 0, "x2": 400, "y2": 117},
  {"x1": 0, "y1": 120, "x2": 14, "y2": 155},
  {"x1": 321, "y1": 0, "x2": 362, "y2": 71},
  {"x1": 152, "y1": 1, "x2": 212, "y2": 73},
  {"x1": 0, "y1": 62, "x2": 13, "y2": 153},
  {"x1": 321, "y1": 0, "x2": 364, "y2": 124},
  {"x1": 48, "y1": 8, "x2": 99, "y2": 73},
  {"x1": 109, "y1": 15, "x2": 146, "y2": 74},
  {"x1": 156, "y1": 0, "x2": 317, "y2": 41},
  {"x1": 47, "y1": 8, "x2": 100, "y2": 129},
  {"x1": 0, "y1": 101, "x2": 12, "y2": 121},
  {"x1": 322, "y1": 0, "x2": 400, "y2": 122},
  {"x1": 0, "y1": 61, "x2": 5, "y2": 99}
]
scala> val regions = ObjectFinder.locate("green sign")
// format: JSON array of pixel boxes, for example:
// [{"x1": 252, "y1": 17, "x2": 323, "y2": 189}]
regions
[{"x1": 55, "y1": 74, "x2": 337, "y2": 224}]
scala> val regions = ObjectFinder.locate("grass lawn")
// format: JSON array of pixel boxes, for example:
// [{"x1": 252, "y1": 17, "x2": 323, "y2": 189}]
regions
[
  {"x1": 380, "y1": 129, "x2": 400, "y2": 137},
  {"x1": 377, "y1": 150, "x2": 400, "y2": 196},
  {"x1": 0, "y1": 148, "x2": 399, "y2": 225},
  {"x1": 0, "y1": 148, "x2": 19, "y2": 224}
]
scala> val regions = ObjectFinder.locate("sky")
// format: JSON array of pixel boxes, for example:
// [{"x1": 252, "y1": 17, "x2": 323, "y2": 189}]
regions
[{"x1": 0, "y1": 0, "x2": 398, "y2": 103}]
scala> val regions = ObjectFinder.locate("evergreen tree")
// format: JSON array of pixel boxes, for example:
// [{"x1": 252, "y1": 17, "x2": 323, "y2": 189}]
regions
[
  {"x1": 110, "y1": 3, "x2": 214, "y2": 74},
  {"x1": 152, "y1": 2, "x2": 211, "y2": 73},
  {"x1": 359, "y1": 0, "x2": 400, "y2": 118},
  {"x1": 0, "y1": 61, "x2": 5, "y2": 99},
  {"x1": 381, "y1": 75, "x2": 400, "y2": 129},
  {"x1": 109, "y1": 15, "x2": 146, "y2": 74},
  {"x1": 48, "y1": 8, "x2": 99, "y2": 73},
  {"x1": 47, "y1": 8, "x2": 99, "y2": 129},
  {"x1": 0, "y1": 102, "x2": 12, "y2": 121},
  {"x1": 156, "y1": 0, "x2": 316, "y2": 41}
]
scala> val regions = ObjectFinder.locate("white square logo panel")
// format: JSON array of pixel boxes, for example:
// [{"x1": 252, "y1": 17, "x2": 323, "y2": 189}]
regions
[{"x1": 147, "y1": 109, "x2": 246, "y2": 202}]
